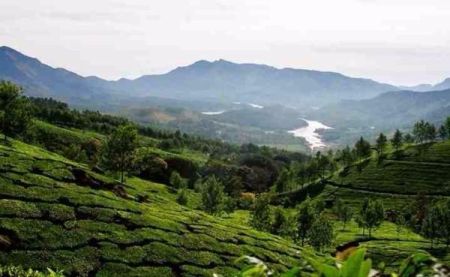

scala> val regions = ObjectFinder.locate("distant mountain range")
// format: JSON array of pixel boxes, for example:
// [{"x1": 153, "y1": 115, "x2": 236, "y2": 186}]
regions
[
  {"x1": 400, "y1": 78, "x2": 450, "y2": 92},
  {"x1": 0, "y1": 45, "x2": 415, "y2": 109},
  {"x1": 313, "y1": 89, "x2": 450, "y2": 129}
]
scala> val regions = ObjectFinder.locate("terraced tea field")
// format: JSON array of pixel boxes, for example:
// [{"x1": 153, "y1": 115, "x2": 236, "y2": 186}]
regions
[{"x1": 0, "y1": 140, "x2": 309, "y2": 276}]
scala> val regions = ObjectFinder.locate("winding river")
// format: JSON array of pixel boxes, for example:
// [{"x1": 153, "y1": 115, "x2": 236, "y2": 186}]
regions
[{"x1": 288, "y1": 119, "x2": 332, "y2": 149}]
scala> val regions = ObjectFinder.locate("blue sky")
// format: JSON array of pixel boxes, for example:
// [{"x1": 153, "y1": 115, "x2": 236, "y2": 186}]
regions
[{"x1": 1, "y1": 0, "x2": 449, "y2": 85}]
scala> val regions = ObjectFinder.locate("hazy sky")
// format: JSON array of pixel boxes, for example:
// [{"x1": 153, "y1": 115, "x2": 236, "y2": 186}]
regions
[{"x1": 1, "y1": 0, "x2": 449, "y2": 85}]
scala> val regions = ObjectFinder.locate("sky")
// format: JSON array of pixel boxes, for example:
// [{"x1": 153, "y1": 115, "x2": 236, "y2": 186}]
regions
[{"x1": 1, "y1": 0, "x2": 449, "y2": 86}]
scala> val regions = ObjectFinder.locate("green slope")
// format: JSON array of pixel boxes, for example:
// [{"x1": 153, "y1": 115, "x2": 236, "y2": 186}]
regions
[
  {"x1": 330, "y1": 141, "x2": 450, "y2": 197},
  {"x1": 0, "y1": 140, "x2": 308, "y2": 276},
  {"x1": 276, "y1": 140, "x2": 450, "y2": 268}
]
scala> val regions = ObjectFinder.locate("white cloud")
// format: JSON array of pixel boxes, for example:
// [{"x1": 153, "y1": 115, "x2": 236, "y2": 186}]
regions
[{"x1": 1, "y1": 0, "x2": 449, "y2": 85}]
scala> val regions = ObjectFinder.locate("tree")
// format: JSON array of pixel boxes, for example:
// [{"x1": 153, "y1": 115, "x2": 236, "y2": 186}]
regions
[
  {"x1": 340, "y1": 145, "x2": 354, "y2": 167},
  {"x1": 103, "y1": 125, "x2": 138, "y2": 183},
  {"x1": 356, "y1": 199, "x2": 384, "y2": 237},
  {"x1": 271, "y1": 207, "x2": 288, "y2": 236},
  {"x1": 334, "y1": 199, "x2": 353, "y2": 230},
  {"x1": 438, "y1": 125, "x2": 448, "y2": 140},
  {"x1": 375, "y1": 133, "x2": 387, "y2": 157},
  {"x1": 421, "y1": 204, "x2": 440, "y2": 248},
  {"x1": 308, "y1": 214, "x2": 334, "y2": 252},
  {"x1": 224, "y1": 175, "x2": 243, "y2": 198},
  {"x1": 296, "y1": 197, "x2": 317, "y2": 246},
  {"x1": 176, "y1": 189, "x2": 188, "y2": 205},
  {"x1": 445, "y1": 117, "x2": 450, "y2": 139},
  {"x1": 274, "y1": 168, "x2": 291, "y2": 193},
  {"x1": 354, "y1": 137, "x2": 371, "y2": 161},
  {"x1": 201, "y1": 176, "x2": 225, "y2": 214},
  {"x1": 169, "y1": 171, "x2": 186, "y2": 189},
  {"x1": 391, "y1": 129, "x2": 403, "y2": 151},
  {"x1": 316, "y1": 152, "x2": 331, "y2": 180},
  {"x1": 223, "y1": 196, "x2": 236, "y2": 214},
  {"x1": 0, "y1": 81, "x2": 32, "y2": 142},
  {"x1": 413, "y1": 120, "x2": 436, "y2": 143},
  {"x1": 404, "y1": 133, "x2": 414, "y2": 143},
  {"x1": 422, "y1": 199, "x2": 450, "y2": 248},
  {"x1": 395, "y1": 214, "x2": 406, "y2": 240},
  {"x1": 249, "y1": 193, "x2": 272, "y2": 232}
]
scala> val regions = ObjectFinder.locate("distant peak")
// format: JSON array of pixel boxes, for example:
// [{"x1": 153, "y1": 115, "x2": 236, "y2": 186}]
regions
[{"x1": 0, "y1": 45, "x2": 18, "y2": 53}]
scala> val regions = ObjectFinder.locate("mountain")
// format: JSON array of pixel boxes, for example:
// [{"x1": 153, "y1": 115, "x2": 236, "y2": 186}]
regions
[
  {"x1": 114, "y1": 59, "x2": 398, "y2": 108},
  {"x1": 0, "y1": 46, "x2": 399, "y2": 110},
  {"x1": 401, "y1": 78, "x2": 450, "y2": 92},
  {"x1": 0, "y1": 46, "x2": 113, "y2": 107},
  {"x1": 313, "y1": 88, "x2": 450, "y2": 128}
]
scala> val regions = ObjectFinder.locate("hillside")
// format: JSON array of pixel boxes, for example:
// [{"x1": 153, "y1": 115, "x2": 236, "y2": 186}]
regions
[{"x1": 0, "y1": 139, "x2": 308, "y2": 276}]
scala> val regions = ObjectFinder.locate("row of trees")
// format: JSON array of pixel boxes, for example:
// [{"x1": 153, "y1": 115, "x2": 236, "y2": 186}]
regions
[{"x1": 248, "y1": 195, "x2": 334, "y2": 251}]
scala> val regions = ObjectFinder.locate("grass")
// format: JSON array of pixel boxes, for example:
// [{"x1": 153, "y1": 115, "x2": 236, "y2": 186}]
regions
[{"x1": 0, "y1": 138, "x2": 307, "y2": 276}]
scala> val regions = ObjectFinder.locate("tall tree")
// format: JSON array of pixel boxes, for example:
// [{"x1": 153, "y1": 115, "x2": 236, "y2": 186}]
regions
[
  {"x1": 438, "y1": 125, "x2": 448, "y2": 140},
  {"x1": 296, "y1": 197, "x2": 317, "y2": 246},
  {"x1": 0, "y1": 81, "x2": 32, "y2": 142},
  {"x1": 308, "y1": 214, "x2": 334, "y2": 252},
  {"x1": 103, "y1": 124, "x2": 138, "y2": 183},
  {"x1": 445, "y1": 117, "x2": 450, "y2": 139},
  {"x1": 334, "y1": 199, "x2": 353, "y2": 230},
  {"x1": 421, "y1": 204, "x2": 441, "y2": 248},
  {"x1": 340, "y1": 145, "x2": 354, "y2": 167},
  {"x1": 271, "y1": 207, "x2": 288, "y2": 236},
  {"x1": 249, "y1": 193, "x2": 272, "y2": 232},
  {"x1": 391, "y1": 129, "x2": 403, "y2": 151},
  {"x1": 375, "y1": 133, "x2": 388, "y2": 157},
  {"x1": 356, "y1": 199, "x2": 384, "y2": 237},
  {"x1": 201, "y1": 176, "x2": 225, "y2": 214},
  {"x1": 274, "y1": 168, "x2": 291, "y2": 193},
  {"x1": 355, "y1": 137, "x2": 371, "y2": 161}
]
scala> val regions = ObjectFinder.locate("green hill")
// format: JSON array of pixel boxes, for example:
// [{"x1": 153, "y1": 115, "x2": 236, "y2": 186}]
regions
[
  {"x1": 0, "y1": 140, "x2": 308, "y2": 276},
  {"x1": 328, "y1": 141, "x2": 450, "y2": 202}
]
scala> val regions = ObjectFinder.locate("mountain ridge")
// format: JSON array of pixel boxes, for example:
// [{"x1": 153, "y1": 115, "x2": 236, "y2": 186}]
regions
[{"x1": 0, "y1": 46, "x2": 401, "y2": 109}]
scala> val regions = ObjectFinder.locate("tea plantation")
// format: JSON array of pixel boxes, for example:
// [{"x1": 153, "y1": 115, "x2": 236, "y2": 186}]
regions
[{"x1": 0, "y1": 140, "x2": 309, "y2": 276}]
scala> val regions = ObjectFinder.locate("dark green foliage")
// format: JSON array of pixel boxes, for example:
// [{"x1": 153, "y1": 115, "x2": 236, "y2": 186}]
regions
[
  {"x1": 375, "y1": 133, "x2": 387, "y2": 157},
  {"x1": 391, "y1": 129, "x2": 403, "y2": 151},
  {"x1": 421, "y1": 199, "x2": 450, "y2": 248},
  {"x1": 176, "y1": 189, "x2": 188, "y2": 205},
  {"x1": 296, "y1": 197, "x2": 317, "y2": 246},
  {"x1": 0, "y1": 81, "x2": 32, "y2": 141},
  {"x1": 223, "y1": 196, "x2": 236, "y2": 214},
  {"x1": 274, "y1": 168, "x2": 291, "y2": 193},
  {"x1": 438, "y1": 125, "x2": 447, "y2": 140},
  {"x1": 307, "y1": 214, "x2": 334, "y2": 252},
  {"x1": 249, "y1": 193, "x2": 272, "y2": 232},
  {"x1": 103, "y1": 125, "x2": 138, "y2": 183},
  {"x1": 355, "y1": 137, "x2": 371, "y2": 161},
  {"x1": 224, "y1": 175, "x2": 243, "y2": 198},
  {"x1": 334, "y1": 198, "x2": 353, "y2": 230},
  {"x1": 356, "y1": 198, "x2": 384, "y2": 237},
  {"x1": 169, "y1": 171, "x2": 186, "y2": 189},
  {"x1": 413, "y1": 120, "x2": 436, "y2": 143},
  {"x1": 200, "y1": 176, "x2": 225, "y2": 214}
]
